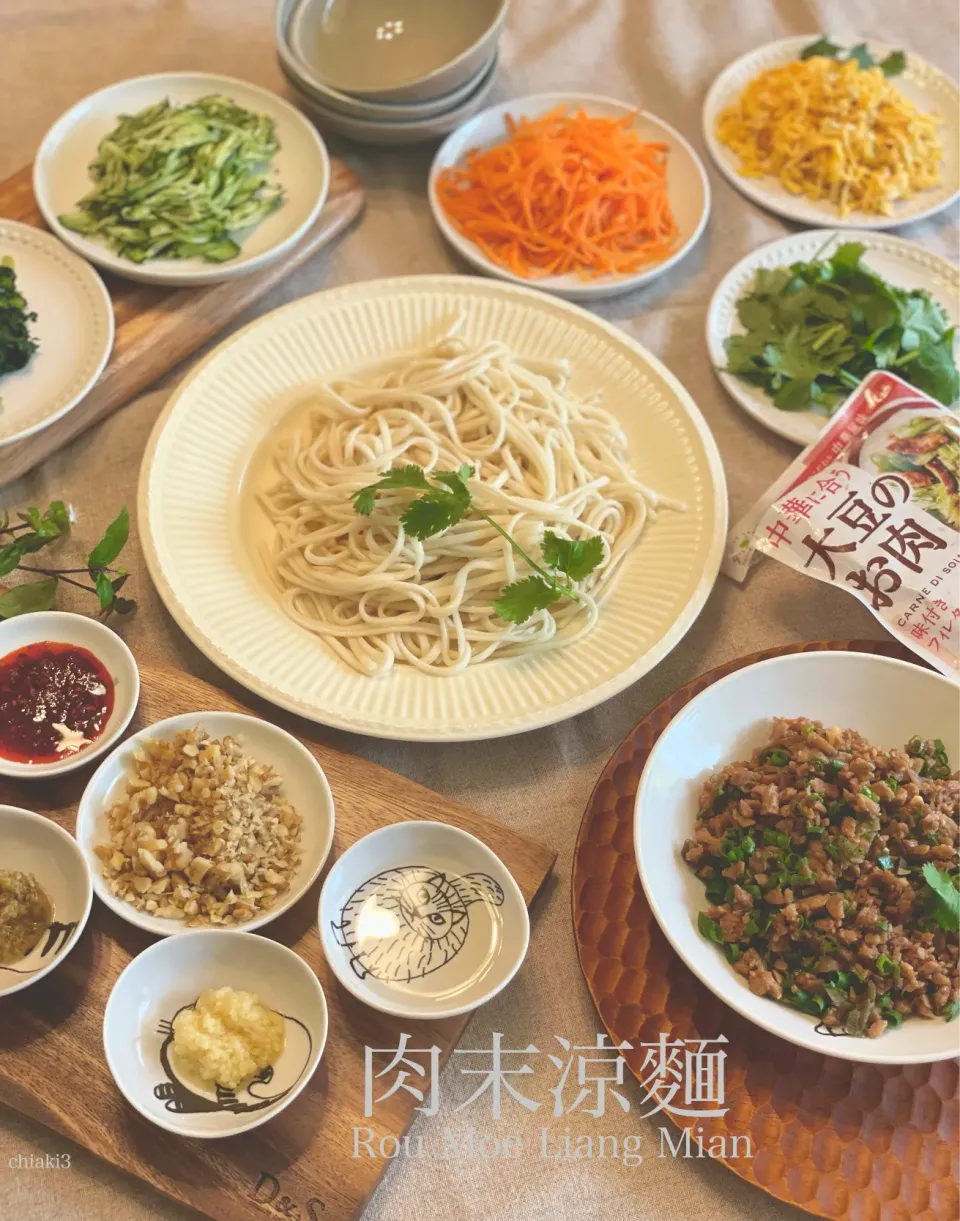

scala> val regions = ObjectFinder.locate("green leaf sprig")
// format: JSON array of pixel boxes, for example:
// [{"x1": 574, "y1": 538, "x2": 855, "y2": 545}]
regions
[
  {"x1": 0, "y1": 502, "x2": 136, "y2": 619},
  {"x1": 800, "y1": 37, "x2": 906, "y2": 77},
  {"x1": 921, "y1": 862, "x2": 960, "y2": 933},
  {"x1": 352, "y1": 464, "x2": 605, "y2": 624}
]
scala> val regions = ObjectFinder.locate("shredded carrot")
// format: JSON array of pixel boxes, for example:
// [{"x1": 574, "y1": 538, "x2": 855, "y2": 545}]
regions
[{"x1": 436, "y1": 106, "x2": 680, "y2": 281}]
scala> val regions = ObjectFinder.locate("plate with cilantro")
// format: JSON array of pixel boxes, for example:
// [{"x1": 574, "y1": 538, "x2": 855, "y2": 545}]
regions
[
  {"x1": 707, "y1": 229, "x2": 959, "y2": 447},
  {"x1": 0, "y1": 220, "x2": 113, "y2": 447}
]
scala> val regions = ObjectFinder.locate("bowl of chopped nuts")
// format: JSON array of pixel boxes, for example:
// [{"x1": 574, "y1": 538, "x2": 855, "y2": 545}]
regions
[{"x1": 75, "y1": 712, "x2": 335, "y2": 936}]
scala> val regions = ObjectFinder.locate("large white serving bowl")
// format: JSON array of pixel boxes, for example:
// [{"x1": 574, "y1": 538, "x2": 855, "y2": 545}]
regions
[
  {"x1": 0, "y1": 805, "x2": 93, "y2": 998},
  {"x1": 288, "y1": 0, "x2": 508, "y2": 103},
  {"x1": 34, "y1": 73, "x2": 330, "y2": 287},
  {"x1": 707, "y1": 229, "x2": 960, "y2": 447},
  {"x1": 429, "y1": 94, "x2": 710, "y2": 301},
  {"x1": 137, "y1": 274, "x2": 727, "y2": 742},
  {"x1": 103, "y1": 930, "x2": 328, "y2": 1138},
  {"x1": 702, "y1": 37, "x2": 960, "y2": 230},
  {"x1": 635, "y1": 650, "x2": 960, "y2": 1065},
  {"x1": 76, "y1": 711, "x2": 335, "y2": 936},
  {"x1": 292, "y1": 54, "x2": 499, "y2": 147}
]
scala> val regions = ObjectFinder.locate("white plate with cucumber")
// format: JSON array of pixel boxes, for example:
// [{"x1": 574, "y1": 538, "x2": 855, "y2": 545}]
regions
[{"x1": 33, "y1": 73, "x2": 330, "y2": 287}]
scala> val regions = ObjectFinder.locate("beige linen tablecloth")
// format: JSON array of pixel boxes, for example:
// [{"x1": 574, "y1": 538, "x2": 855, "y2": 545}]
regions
[{"x1": 1, "y1": 2, "x2": 957, "y2": 1219}]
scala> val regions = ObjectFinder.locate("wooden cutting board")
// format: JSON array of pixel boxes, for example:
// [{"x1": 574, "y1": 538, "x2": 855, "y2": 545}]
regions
[
  {"x1": 0, "y1": 659, "x2": 556, "y2": 1221},
  {"x1": 0, "y1": 159, "x2": 365, "y2": 488}
]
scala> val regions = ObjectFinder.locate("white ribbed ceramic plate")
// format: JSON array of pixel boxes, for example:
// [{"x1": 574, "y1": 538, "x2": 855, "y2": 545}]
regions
[
  {"x1": 707, "y1": 229, "x2": 960, "y2": 446},
  {"x1": 0, "y1": 220, "x2": 113, "y2": 447},
  {"x1": 703, "y1": 38, "x2": 960, "y2": 229},
  {"x1": 139, "y1": 276, "x2": 726, "y2": 741}
]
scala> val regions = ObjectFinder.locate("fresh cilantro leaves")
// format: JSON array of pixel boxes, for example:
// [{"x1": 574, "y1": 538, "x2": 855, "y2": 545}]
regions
[
  {"x1": 723, "y1": 240, "x2": 960, "y2": 414},
  {"x1": 351, "y1": 465, "x2": 432, "y2": 516},
  {"x1": 353, "y1": 465, "x2": 605, "y2": 623},
  {"x1": 0, "y1": 257, "x2": 39, "y2": 403},
  {"x1": 921, "y1": 862, "x2": 960, "y2": 932},
  {"x1": 493, "y1": 575, "x2": 560, "y2": 624},
  {"x1": 541, "y1": 531, "x2": 605, "y2": 582},
  {"x1": 0, "y1": 502, "x2": 135, "y2": 620},
  {"x1": 800, "y1": 37, "x2": 906, "y2": 77}
]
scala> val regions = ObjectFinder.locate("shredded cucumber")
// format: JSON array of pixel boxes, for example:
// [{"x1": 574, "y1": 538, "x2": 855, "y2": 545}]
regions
[{"x1": 59, "y1": 95, "x2": 284, "y2": 264}]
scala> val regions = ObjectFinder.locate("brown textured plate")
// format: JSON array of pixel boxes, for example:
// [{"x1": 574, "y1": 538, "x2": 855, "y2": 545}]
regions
[{"x1": 572, "y1": 639, "x2": 959, "y2": 1221}]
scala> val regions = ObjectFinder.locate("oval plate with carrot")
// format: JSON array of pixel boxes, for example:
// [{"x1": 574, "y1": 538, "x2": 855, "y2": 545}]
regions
[{"x1": 429, "y1": 93, "x2": 711, "y2": 301}]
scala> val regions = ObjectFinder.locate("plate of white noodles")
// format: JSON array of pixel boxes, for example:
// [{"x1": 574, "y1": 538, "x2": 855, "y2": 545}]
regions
[{"x1": 139, "y1": 276, "x2": 726, "y2": 740}]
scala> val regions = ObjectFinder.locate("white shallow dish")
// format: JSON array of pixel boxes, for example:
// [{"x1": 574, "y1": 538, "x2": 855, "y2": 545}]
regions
[
  {"x1": 703, "y1": 37, "x2": 960, "y2": 229},
  {"x1": 137, "y1": 274, "x2": 727, "y2": 742},
  {"x1": 635, "y1": 651, "x2": 960, "y2": 1065},
  {"x1": 0, "y1": 805, "x2": 93, "y2": 997},
  {"x1": 707, "y1": 229, "x2": 960, "y2": 447},
  {"x1": 0, "y1": 612, "x2": 139, "y2": 779},
  {"x1": 430, "y1": 94, "x2": 711, "y2": 301},
  {"x1": 34, "y1": 73, "x2": 330, "y2": 287},
  {"x1": 0, "y1": 221, "x2": 113, "y2": 448},
  {"x1": 293, "y1": 53, "x2": 499, "y2": 146},
  {"x1": 319, "y1": 820, "x2": 529, "y2": 1019},
  {"x1": 103, "y1": 929, "x2": 328, "y2": 1138},
  {"x1": 288, "y1": 0, "x2": 507, "y2": 103},
  {"x1": 76, "y1": 711, "x2": 335, "y2": 936}
]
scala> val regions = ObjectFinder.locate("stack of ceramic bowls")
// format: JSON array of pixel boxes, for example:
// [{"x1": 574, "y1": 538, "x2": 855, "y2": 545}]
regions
[{"x1": 276, "y1": 0, "x2": 508, "y2": 146}]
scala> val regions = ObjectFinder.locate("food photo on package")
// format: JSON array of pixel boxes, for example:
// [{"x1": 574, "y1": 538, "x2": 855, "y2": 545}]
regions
[{"x1": 725, "y1": 370, "x2": 960, "y2": 678}]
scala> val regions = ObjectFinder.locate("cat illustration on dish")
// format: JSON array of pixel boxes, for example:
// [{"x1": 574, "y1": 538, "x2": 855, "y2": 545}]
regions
[
  {"x1": 331, "y1": 866, "x2": 504, "y2": 984},
  {"x1": 152, "y1": 1004, "x2": 312, "y2": 1116},
  {"x1": 0, "y1": 921, "x2": 78, "y2": 976}
]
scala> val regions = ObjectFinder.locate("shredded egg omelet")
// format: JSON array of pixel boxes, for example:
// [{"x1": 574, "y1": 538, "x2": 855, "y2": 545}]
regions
[{"x1": 716, "y1": 56, "x2": 943, "y2": 216}]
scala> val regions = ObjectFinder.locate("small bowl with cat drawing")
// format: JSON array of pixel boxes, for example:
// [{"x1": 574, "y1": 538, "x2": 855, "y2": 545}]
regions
[
  {"x1": 103, "y1": 929, "x2": 328, "y2": 1138},
  {"x1": 0, "y1": 805, "x2": 93, "y2": 998},
  {"x1": 318, "y1": 820, "x2": 529, "y2": 1020}
]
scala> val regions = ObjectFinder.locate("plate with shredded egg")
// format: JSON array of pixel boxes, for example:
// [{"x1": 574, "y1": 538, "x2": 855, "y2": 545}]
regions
[{"x1": 703, "y1": 36, "x2": 959, "y2": 228}]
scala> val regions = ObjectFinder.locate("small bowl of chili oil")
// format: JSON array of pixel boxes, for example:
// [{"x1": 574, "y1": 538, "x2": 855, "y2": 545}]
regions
[{"x1": 0, "y1": 611, "x2": 139, "y2": 778}]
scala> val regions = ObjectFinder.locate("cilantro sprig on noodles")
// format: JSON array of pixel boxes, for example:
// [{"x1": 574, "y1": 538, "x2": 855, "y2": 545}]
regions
[
  {"x1": 723, "y1": 240, "x2": 959, "y2": 414},
  {"x1": 353, "y1": 464, "x2": 605, "y2": 624},
  {"x1": 58, "y1": 95, "x2": 284, "y2": 264}
]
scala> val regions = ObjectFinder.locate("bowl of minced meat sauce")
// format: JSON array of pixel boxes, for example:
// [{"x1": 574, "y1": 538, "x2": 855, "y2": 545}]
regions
[{"x1": 683, "y1": 718, "x2": 958, "y2": 1039}]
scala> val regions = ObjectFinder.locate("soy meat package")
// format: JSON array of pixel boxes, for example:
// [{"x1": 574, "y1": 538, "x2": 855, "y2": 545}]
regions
[{"x1": 725, "y1": 371, "x2": 959, "y2": 678}]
